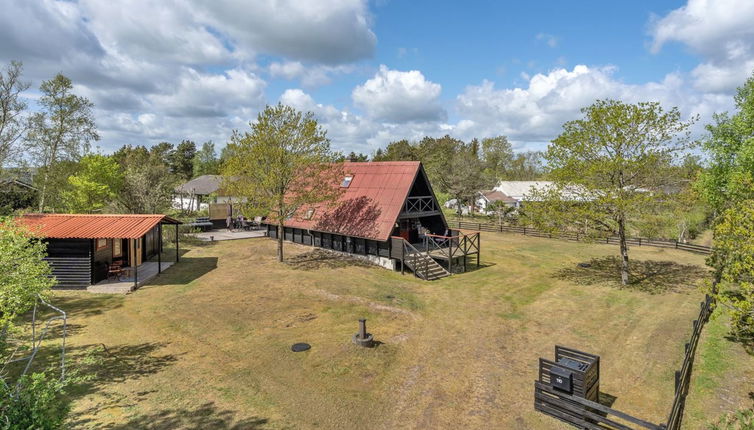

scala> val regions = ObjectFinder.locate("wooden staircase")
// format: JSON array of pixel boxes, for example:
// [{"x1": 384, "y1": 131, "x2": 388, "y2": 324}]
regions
[{"x1": 402, "y1": 244, "x2": 451, "y2": 281}]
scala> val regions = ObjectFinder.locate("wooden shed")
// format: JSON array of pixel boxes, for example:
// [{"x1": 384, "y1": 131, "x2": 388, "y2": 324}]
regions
[{"x1": 20, "y1": 214, "x2": 181, "y2": 289}]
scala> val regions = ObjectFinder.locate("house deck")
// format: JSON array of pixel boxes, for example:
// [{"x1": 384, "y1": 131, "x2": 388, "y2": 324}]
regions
[{"x1": 88, "y1": 261, "x2": 175, "y2": 294}]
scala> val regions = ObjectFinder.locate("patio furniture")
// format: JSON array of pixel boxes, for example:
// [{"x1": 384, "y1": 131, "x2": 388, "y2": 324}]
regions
[{"x1": 107, "y1": 261, "x2": 125, "y2": 281}]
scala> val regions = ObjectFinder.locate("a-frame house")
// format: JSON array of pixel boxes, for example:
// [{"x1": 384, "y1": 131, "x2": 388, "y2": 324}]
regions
[{"x1": 264, "y1": 161, "x2": 480, "y2": 280}]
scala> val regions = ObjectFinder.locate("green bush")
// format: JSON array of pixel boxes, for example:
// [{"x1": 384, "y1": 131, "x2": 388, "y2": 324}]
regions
[{"x1": 0, "y1": 372, "x2": 69, "y2": 429}]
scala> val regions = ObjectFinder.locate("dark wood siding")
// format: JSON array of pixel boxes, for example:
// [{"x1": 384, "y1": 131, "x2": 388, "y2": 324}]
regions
[{"x1": 45, "y1": 238, "x2": 92, "y2": 288}]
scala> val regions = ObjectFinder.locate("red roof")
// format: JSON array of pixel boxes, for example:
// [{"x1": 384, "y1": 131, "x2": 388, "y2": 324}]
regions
[
  {"x1": 482, "y1": 190, "x2": 517, "y2": 203},
  {"x1": 283, "y1": 161, "x2": 424, "y2": 241},
  {"x1": 19, "y1": 214, "x2": 181, "y2": 239}
]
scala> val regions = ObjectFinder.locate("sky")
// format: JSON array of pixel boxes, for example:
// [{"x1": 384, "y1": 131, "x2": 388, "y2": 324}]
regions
[{"x1": 1, "y1": 0, "x2": 753, "y2": 155}]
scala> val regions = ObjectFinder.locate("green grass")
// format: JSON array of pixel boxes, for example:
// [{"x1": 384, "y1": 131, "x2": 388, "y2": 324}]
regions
[{"x1": 22, "y1": 232, "x2": 753, "y2": 429}]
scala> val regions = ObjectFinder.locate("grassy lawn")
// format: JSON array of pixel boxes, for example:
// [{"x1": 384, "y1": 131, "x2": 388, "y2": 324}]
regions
[{"x1": 27, "y1": 232, "x2": 754, "y2": 429}]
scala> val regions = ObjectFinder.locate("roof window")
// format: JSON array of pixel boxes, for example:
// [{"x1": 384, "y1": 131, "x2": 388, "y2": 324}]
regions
[{"x1": 340, "y1": 175, "x2": 353, "y2": 188}]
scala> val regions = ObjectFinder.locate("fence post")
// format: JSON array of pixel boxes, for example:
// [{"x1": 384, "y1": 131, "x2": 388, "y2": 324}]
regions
[
  {"x1": 639, "y1": 238, "x2": 642, "y2": 246},
  {"x1": 675, "y1": 240, "x2": 679, "y2": 249},
  {"x1": 523, "y1": 227, "x2": 527, "y2": 235}
]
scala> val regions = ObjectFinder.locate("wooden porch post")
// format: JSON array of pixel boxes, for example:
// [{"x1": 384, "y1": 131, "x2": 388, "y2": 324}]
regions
[
  {"x1": 134, "y1": 239, "x2": 139, "y2": 289},
  {"x1": 175, "y1": 223, "x2": 179, "y2": 262},
  {"x1": 158, "y1": 224, "x2": 162, "y2": 274}
]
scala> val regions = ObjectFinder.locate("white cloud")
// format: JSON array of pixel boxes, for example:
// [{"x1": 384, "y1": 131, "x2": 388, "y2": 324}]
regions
[
  {"x1": 650, "y1": 0, "x2": 754, "y2": 92},
  {"x1": 352, "y1": 65, "x2": 446, "y2": 122},
  {"x1": 455, "y1": 65, "x2": 731, "y2": 149},
  {"x1": 536, "y1": 33, "x2": 559, "y2": 48},
  {"x1": 196, "y1": 0, "x2": 376, "y2": 64},
  {"x1": 269, "y1": 61, "x2": 354, "y2": 88},
  {"x1": 151, "y1": 68, "x2": 266, "y2": 118}
]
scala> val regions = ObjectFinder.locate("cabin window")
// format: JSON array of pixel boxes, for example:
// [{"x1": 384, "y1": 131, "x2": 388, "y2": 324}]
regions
[
  {"x1": 96, "y1": 238, "x2": 108, "y2": 250},
  {"x1": 112, "y1": 239, "x2": 122, "y2": 257},
  {"x1": 340, "y1": 175, "x2": 353, "y2": 188},
  {"x1": 304, "y1": 208, "x2": 315, "y2": 220}
]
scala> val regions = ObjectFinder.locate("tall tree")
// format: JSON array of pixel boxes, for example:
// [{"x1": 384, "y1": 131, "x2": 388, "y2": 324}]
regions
[
  {"x1": 372, "y1": 139, "x2": 418, "y2": 161},
  {"x1": 170, "y1": 139, "x2": 196, "y2": 180},
  {"x1": 346, "y1": 151, "x2": 369, "y2": 162},
  {"x1": 26, "y1": 74, "x2": 98, "y2": 212},
  {"x1": 0, "y1": 61, "x2": 29, "y2": 168},
  {"x1": 440, "y1": 143, "x2": 491, "y2": 215},
  {"x1": 507, "y1": 151, "x2": 546, "y2": 180},
  {"x1": 527, "y1": 99, "x2": 695, "y2": 285},
  {"x1": 696, "y1": 72, "x2": 754, "y2": 214},
  {"x1": 481, "y1": 136, "x2": 514, "y2": 180},
  {"x1": 115, "y1": 145, "x2": 175, "y2": 214},
  {"x1": 222, "y1": 104, "x2": 343, "y2": 262},
  {"x1": 697, "y1": 72, "x2": 754, "y2": 344},
  {"x1": 193, "y1": 141, "x2": 219, "y2": 177},
  {"x1": 62, "y1": 154, "x2": 123, "y2": 213}
]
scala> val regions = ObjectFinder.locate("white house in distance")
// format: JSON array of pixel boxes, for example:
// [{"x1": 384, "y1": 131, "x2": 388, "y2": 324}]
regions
[
  {"x1": 173, "y1": 175, "x2": 240, "y2": 211},
  {"x1": 475, "y1": 181, "x2": 555, "y2": 213}
]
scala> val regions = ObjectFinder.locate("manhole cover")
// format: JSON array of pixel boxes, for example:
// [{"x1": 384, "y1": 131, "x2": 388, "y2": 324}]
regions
[{"x1": 291, "y1": 342, "x2": 311, "y2": 352}]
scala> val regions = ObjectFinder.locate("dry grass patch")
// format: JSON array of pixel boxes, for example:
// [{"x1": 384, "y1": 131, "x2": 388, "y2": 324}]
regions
[{"x1": 22, "y1": 233, "x2": 752, "y2": 429}]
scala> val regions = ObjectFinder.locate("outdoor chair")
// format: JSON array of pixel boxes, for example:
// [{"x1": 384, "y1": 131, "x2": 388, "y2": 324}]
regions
[{"x1": 107, "y1": 261, "x2": 125, "y2": 281}]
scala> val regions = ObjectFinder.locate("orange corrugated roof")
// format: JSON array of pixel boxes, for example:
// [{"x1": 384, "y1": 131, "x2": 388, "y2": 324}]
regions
[
  {"x1": 282, "y1": 161, "x2": 425, "y2": 241},
  {"x1": 19, "y1": 214, "x2": 181, "y2": 239}
]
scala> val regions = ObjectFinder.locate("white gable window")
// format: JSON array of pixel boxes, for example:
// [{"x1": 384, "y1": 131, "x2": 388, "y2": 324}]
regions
[
  {"x1": 340, "y1": 175, "x2": 353, "y2": 188},
  {"x1": 304, "y1": 208, "x2": 315, "y2": 220}
]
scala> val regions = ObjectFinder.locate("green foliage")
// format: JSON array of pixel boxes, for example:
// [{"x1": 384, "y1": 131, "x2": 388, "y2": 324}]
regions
[
  {"x1": 25, "y1": 73, "x2": 98, "y2": 212},
  {"x1": 697, "y1": 72, "x2": 754, "y2": 214},
  {"x1": 0, "y1": 182, "x2": 36, "y2": 216},
  {"x1": 437, "y1": 142, "x2": 493, "y2": 215},
  {"x1": 708, "y1": 408, "x2": 754, "y2": 430},
  {"x1": 480, "y1": 136, "x2": 513, "y2": 180},
  {"x1": 112, "y1": 144, "x2": 176, "y2": 214},
  {"x1": 222, "y1": 104, "x2": 343, "y2": 262},
  {"x1": 526, "y1": 99, "x2": 696, "y2": 285},
  {"x1": 708, "y1": 200, "x2": 754, "y2": 344},
  {"x1": 0, "y1": 218, "x2": 55, "y2": 326},
  {"x1": 192, "y1": 141, "x2": 220, "y2": 177},
  {"x1": 62, "y1": 154, "x2": 123, "y2": 213},
  {"x1": 0, "y1": 372, "x2": 69, "y2": 430},
  {"x1": 0, "y1": 61, "x2": 29, "y2": 168},
  {"x1": 170, "y1": 140, "x2": 196, "y2": 181}
]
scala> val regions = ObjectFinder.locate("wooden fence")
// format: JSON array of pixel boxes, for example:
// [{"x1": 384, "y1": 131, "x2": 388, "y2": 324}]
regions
[
  {"x1": 534, "y1": 294, "x2": 716, "y2": 429},
  {"x1": 665, "y1": 294, "x2": 715, "y2": 430},
  {"x1": 448, "y1": 220, "x2": 712, "y2": 255}
]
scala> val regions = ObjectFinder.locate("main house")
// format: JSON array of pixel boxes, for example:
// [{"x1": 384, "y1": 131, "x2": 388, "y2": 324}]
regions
[
  {"x1": 20, "y1": 214, "x2": 181, "y2": 289},
  {"x1": 264, "y1": 161, "x2": 480, "y2": 280}
]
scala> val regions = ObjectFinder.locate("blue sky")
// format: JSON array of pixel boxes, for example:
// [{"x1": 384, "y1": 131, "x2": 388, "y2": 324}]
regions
[{"x1": 1, "y1": 0, "x2": 752, "y2": 154}]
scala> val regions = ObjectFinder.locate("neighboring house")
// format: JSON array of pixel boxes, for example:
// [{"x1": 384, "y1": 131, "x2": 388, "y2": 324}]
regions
[
  {"x1": 475, "y1": 190, "x2": 518, "y2": 214},
  {"x1": 264, "y1": 161, "x2": 480, "y2": 279},
  {"x1": 173, "y1": 175, "x2": 240, "y2": 211},
  {"x1": 19, "y1": 214, "x2": 181, "y2": 289}
]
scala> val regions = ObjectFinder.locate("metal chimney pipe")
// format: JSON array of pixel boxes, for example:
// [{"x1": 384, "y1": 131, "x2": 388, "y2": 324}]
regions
[{"x1": 358, "y1": 319, "x2": 367, "y2": 339}]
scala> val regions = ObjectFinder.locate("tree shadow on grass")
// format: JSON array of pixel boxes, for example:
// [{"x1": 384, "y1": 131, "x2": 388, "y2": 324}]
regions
[
  {"x1": 285, "y1": 249, "x2": 373, "y2": 271},
  {"x1": 147, "y1": 256, "x2": 219, "y2": 286},
  {"x1": 103, "y1": 402, "x2": 269, "y2": 429},
  {"x1": 554, "y1": 256, "x2": 709, "y2": 294}
]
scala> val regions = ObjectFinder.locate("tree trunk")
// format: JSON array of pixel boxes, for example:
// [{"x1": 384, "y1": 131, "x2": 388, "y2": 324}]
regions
[
  {"x1": 38, "y1": 172, "x2": 48, "y2": 212},
  {"x1": 277, "y1": 220, "x2": 284, "y2": 262},
  {"x1": 618, "y1": 217, "x2": 629, "y2": 285}
]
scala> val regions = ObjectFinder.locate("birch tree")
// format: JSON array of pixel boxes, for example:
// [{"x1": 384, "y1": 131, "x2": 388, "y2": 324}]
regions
[
  {"x1": 0, "y1": 61, "x2": 29, "y2": 168},
  {"x1": 26, "y1": 74, "x2": 98, "y2": 212}
]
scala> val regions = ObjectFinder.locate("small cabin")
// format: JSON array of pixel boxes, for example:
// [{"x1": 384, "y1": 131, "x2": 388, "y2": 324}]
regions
[
  {"x1": 20, "y1": 214, "x2": 181, "y2": 289},
  {"x1": 264, "y1": 161, "x2": 480, "y2": 280}
]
